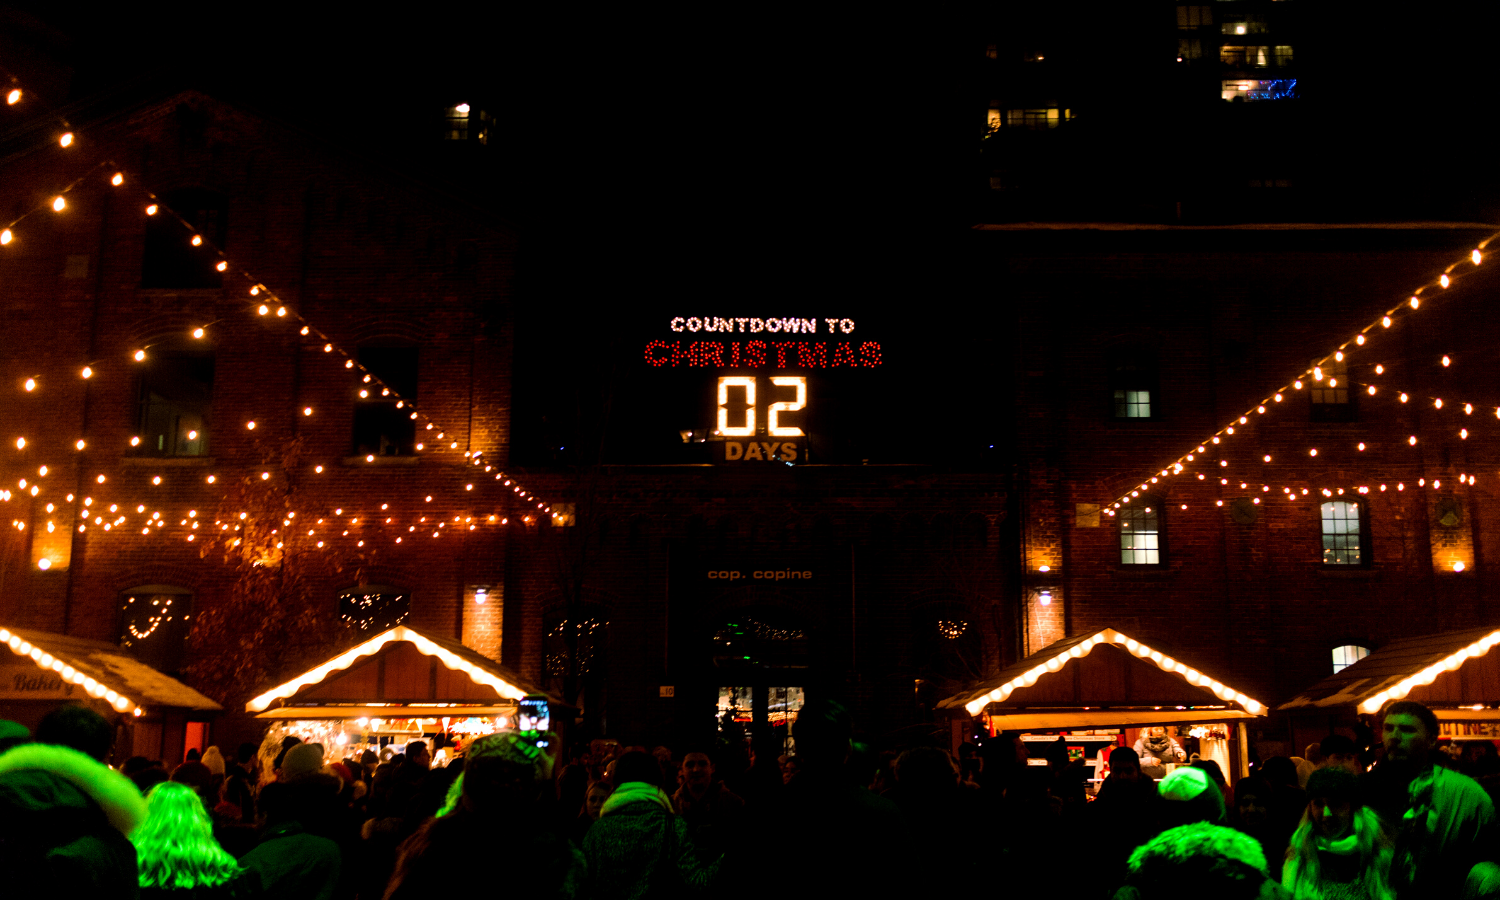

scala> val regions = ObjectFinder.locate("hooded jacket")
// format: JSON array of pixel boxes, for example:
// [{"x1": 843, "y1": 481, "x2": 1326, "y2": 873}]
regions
[
  {"x1": 583, "y1": 781, "x2": 719, "y2": 899},
  {"x1": 0, "y1": 743, "x2": 148, "y2": 898}
]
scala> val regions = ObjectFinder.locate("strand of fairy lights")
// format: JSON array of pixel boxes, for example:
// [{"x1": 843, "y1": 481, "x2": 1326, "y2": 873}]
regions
[
  {"x1": 2, "y1": 82, "x2": 555, "y2": 518},
  {"x1": 1116, "y1": 352, "x2": 1495, "y2": 515},
  {"x1": 0, "y1": 127, "x2": 557, "y2": 552},
  {"x1": 1111, "y1": 235, "x2": 1499, "y2": 511}
]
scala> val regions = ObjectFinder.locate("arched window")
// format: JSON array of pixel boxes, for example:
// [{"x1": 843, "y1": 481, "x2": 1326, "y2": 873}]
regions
[
  {"x1": 1332, "y1": 644, "x2": 1370, "y2": 673},
  {"x1": 120, "y1": 585, "x2": 193, "y2": 674},
  {"x1": 1320, "y1": 501, "x2": 1366, "y2": 565},
  {"x1": 339, "y1": 585, "x2": 410, "y2": 633}
]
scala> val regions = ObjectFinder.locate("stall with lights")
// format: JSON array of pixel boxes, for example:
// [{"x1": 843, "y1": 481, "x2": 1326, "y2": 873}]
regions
[
  {"x1": 0, "y1": 625, "x2": 221, "y2": 762},
  {"x1": 245, "y1": 625, "x2": 563, "y2": 754},
  {"x1": 1279, "y1": 627, "x2": 1500, "y2": 752},
  {"x1": 938, "y1": 627, "x2": 1266, "y2": 788}
]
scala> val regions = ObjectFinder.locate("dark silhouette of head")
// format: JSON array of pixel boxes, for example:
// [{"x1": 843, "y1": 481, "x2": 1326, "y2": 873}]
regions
[
  {"x1": 791, "y1": 698, "x2": 853, "y2": 771},
  {"x1": 36, "y1": 704, "x2": 113, "y2": 762},
  {"x1": 612, "y1": 750, "x2": 662, "y2": 789}
]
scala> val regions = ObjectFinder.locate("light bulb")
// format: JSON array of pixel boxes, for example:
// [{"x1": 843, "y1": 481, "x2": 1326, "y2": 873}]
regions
[
  {"x1": 60, "y1": 133, "x2": 73, "y2": 147},
  {"x1": 76, "y1": 440, "x2": 85, "y2": 450},
  {"x1": 276, "y1": 306, "x2": 287, "y2": 317},
  {"x1": 133, "y1": 350, "x2": 145, "y2": 361},
  {"x1": 257, "y1": 305, "x2": 269, "y2": 315},
  {"x1": 5, "y1": 89, "x2": 18, "y2": 104},
  {"x1": 111, "y1": 173, "x2": 124, "y2": 186},
  {"x1": 1356, "y1": 334, "x2": 1366, "y2": 345},
  {"x1": 52, "y1": 196, "x2": 65, "y2": 211},
  {"x1": 1383, "y1": 316, "x2": 1392, "y2": 328},
  {"x1": 1441, "y1": 274, "x2": 1451, "y2": 288},
  {"x1": 246, "y1": 421, "x2": 256, "y2": 430},
  {"x1": 1410, "y1": 296, "x2": 1420, "y2": 309},
  {"x1": 146, "y1": 204, "x2": 158, "y2": 215},
  {"x1": 23, "y1": 378, "x2": 35, "y2": 391},
  {"x1": 192, "y1": 327, "x2": 205, "y2": 339},
  {"x1": 216, "y1": 261, "x2": 227, "y2": 272},
  {"x1": 0, "y1": 229, "x2": 11, "y2": 245},
  {"x1": 1474, "y1": 250, "x2": 1483, "y2": 265},
  {"x1": 1443, "y1": 355, "x2": 1451, "y2": 367}
]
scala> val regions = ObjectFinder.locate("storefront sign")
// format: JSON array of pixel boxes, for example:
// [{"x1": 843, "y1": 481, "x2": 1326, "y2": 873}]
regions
[
  {"x1": 1439, "y1": 720, "x2": 1500, "y2": 739},
  {"x1": 0, "y1": 664, "x2": 79, "y2": 700}
]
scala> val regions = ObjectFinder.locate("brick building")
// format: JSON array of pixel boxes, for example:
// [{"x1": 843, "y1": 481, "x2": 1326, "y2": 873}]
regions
[
  {"x1": 991, "y1": 222, "x2": 1500, "y2": 757},
  {"x1": 0, "y1": 90, "x2": 516, "y2": 746}
]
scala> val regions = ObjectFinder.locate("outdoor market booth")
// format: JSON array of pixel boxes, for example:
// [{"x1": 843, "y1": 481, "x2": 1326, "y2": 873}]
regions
[
  {"x1": 938, "y1": 627, "x2": 1267, "y2": 791},
  {"x1": 1278, "y1": 626, "x2": 1500, "y2": 754},
  {"x1": 0, "y1": 625, "x2": 222, "y2": 763},
  {"x1": 246, "y1": 624, "x2": 566, "y2": 760}
]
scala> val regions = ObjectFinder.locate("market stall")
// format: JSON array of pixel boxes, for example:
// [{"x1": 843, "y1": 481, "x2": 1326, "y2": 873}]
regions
[
  {"x1": 1278, "y1": 626, "x2": 1500, "y2": 753},
  {"x1": 0, "y1": 624, "x2": 221, "y2": 763},
  {"x1": 245, "y1": 624, "x2": 565, "y2": 757},
  {"x1": 938, "y1": 627, "x2": 1267, "y2": 788}
]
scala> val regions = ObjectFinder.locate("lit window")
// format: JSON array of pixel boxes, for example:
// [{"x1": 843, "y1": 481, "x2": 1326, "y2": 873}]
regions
[
  {"x1": 1004, "y1": 108, "x2": 1073, "y2": 130},
  {"x1": 1321, "y1": 501, "x2": 1364, "y2": 565},
  {"x1": 1120, "y1": 506, "x2": 1161, "y2": 565},
  {"x1": 1222, "y1": 79, "x2": 1299, "y2": 102},
  {"x1": 138, "y1": 346, "x2": 213, "y2": 457},
  {"x1": 352, "y1": 344, "x2": 418, "y2": 457},
  {"x1": 1176, "y1": 5, "x2": 1212, "y2": 28},
  {"x1": 120, "y1": 585, "x2": 193, "y2": 674},
  {"x1": 1110, "y1": 347, "x2": 1157, "y2": 419},
  {"x1": 339, "y1": 585, "x2": 409, "y2": 633},
  {"x1": 1220, "y1": 15, "x2": 1267, "y2": 35},
  {"x1": 444, "y1": 104, "x2": 489, "y2": 145},
  {"x1": 1310, "y1": 357, "x2": 1353, "y2": 422},
  {"x1": 1115, "y1": 390, "x2": 1151, "y2": 418},
  {"x1": 1332, "y1": 644, "x2": 1370, "y2": 673}
]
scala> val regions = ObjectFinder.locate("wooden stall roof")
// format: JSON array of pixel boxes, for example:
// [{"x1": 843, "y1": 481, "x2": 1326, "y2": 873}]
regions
[
  {"x1": 937, "y1": 627, "x2": 1265, "y2": 728},
  {"x1": 1277, "y1": 626, "x2": 1500, "y2": 716},
  {"x1": 247, "y1": 625, "x2": 560, "y2": 716},
  {"x1": 1, "y1": 625, "x2": 221, "y2": 715}
]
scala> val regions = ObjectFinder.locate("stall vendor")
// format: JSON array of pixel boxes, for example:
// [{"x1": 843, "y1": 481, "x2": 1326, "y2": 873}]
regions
[{"x1": 1133, "y1": 727, "x2": 1186, "y2": 779}]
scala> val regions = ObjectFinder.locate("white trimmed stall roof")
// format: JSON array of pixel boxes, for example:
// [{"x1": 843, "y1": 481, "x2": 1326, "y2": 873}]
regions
[{"x1": 0, "y1": 625, "x2": 222, "y2": 716}]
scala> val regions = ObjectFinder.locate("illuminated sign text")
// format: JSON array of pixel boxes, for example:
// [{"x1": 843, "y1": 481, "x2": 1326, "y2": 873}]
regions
[{"x1": 646, "y1": 340, "x2": 881, "y2": 368}]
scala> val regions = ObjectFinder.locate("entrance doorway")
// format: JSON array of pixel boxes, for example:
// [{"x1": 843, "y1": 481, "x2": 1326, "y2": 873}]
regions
[{"x1": 713, "y1": 608, "x2": 809, "y2": 755}]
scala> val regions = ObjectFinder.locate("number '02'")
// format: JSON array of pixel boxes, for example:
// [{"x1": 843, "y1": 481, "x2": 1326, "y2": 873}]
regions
[{"x1": 717, "y1": 376, "x2": 806, "y2": 437}]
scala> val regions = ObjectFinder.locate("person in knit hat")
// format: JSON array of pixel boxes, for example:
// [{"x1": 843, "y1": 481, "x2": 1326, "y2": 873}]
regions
[
  {"x1": 384, "y1": 731, "x2": 582, "y2": 899},
  {"x1": 583, "y1": 749, "x2": 719, "y2": 899},
  {"x1": 1158, "y1": 764, "x2": 1226, "y2": 830}
]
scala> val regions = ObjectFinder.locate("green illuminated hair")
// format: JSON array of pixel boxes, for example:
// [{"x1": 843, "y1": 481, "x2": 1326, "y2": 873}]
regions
[{"x1": 132, "y1": 781, "x2": 242, "y2": 889}]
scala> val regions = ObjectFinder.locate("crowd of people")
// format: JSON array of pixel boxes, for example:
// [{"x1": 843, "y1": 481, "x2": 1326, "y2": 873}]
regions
[{"x1": 1, "y1": 697, "x2": 1498, "y2": 898}]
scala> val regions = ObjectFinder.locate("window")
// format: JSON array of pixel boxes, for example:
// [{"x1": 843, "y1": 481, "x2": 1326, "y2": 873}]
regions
[
  {"x1": 120, "y1": 585, "x2": 193, "y2": 674},
  {"x1": 1321, "y1": 501, "x2": 1365, "y2": 565},
  {"x1": 1120, "y1": 505, "x2": 1162, "y2": 565},
  {"x1": 444, "y1": 104, "x2": 489, "y2": 145},
  {"x1": 339, "y1": 585, "x2": 409, "y2": 633},
  {"x1": 351, "y1": 344, "x2": 418, "y2": 457},
  {"x1": 1004, "y1": 108, "x2": 1073, "y2": 130},
  {"x1": 1177, "y1": 5, "x2": 1212, "y2": 28},
  {"x1": 1220, "y1": 15, "x2": 1267, "y2": 34},
  {"x1": 141, "y1": 188, "x2": 227, "y2": 289},
  {"x1": 1178, "y1": 38, "x2": 1203, "y2": 60},
  {"x1": 138, "y1": 346, "x2": 213, "y2": 457},
  {"x1": 1332, "y1": 644, "x2": 1370, "y2": 673},
  {"x1": 1311, "y1": 357, "x2": 1354, "y2": 422},
  {"x1": 1110, "y1": 347, "x2": 1158, "y2": 419},
  {"x1": 1222, "y1": 79, "x2": 1299, "y2": 102}
]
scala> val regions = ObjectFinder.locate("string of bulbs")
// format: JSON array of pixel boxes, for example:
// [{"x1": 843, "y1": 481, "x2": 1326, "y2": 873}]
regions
[
  {"x1": 1111, "y1": 231, "x2": 1500, "y2": 513},
  {"x1": 1, "y1": 84, "x2": 559, "y2": 557}
]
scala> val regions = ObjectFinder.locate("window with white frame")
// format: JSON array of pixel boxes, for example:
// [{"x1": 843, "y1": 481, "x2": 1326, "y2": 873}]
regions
[
  {"x1": 1321, "y1": 500, "x2": 1364, "y2": 565},
  {"x1": 1120, "y1": 505, "x2": 1162, "y2": 565},
  {"x1": 1332, "y1": 644, "x2": 1370, "y2": 673}
]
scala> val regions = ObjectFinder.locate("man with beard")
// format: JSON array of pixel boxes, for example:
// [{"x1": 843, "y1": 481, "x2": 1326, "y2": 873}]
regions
[{"x1": 1365, "y1": 700, "x2": 1496, "y2": 899}]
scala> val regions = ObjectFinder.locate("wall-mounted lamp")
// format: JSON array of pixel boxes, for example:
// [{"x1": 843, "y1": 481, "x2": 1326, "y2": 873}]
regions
[
  {"x1": 473, "y1": 585, "x2": 491, "y2": 605},
  {"x1": 1038, "y1": 590, "x2": 1053, "y2": 606}
]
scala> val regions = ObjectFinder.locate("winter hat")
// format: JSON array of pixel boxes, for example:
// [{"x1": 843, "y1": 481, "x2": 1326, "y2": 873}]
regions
[
  {"x1": 1158, "y1": 764, "x2": 1226, "y2": 827},
  {"x1": 1109, "y1": 746, "x2": 1141, "y2": 769},
  {"x1": 436, "y1": 731, "x2": 556, "y2": 816},
  {"x1": 280, "y1": 742, "x2": 326, "y2": 781},
  {"x1": 0, "y1": 719, "x2": 28, "y2": 753},
  {"x1": 1306, "y1": 765, "x2": 1361, "y2": 804}
]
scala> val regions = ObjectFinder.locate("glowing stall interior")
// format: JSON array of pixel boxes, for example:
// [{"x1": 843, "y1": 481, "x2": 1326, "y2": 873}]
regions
[
  {"x1": 0, "y1": 625, "x2": 221, "y2": 763},
  {"x1": 246, "y1": 625, "x2": 561, "y2": 755},
  {"x1": 938, "y1": 627, "x2": 1266, "y2": 785}
]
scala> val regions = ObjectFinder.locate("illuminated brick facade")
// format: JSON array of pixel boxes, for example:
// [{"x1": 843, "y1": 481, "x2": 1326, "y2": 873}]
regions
[{"x1": 994, "y1": 224, "x2": 1500, "y2": 751}]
